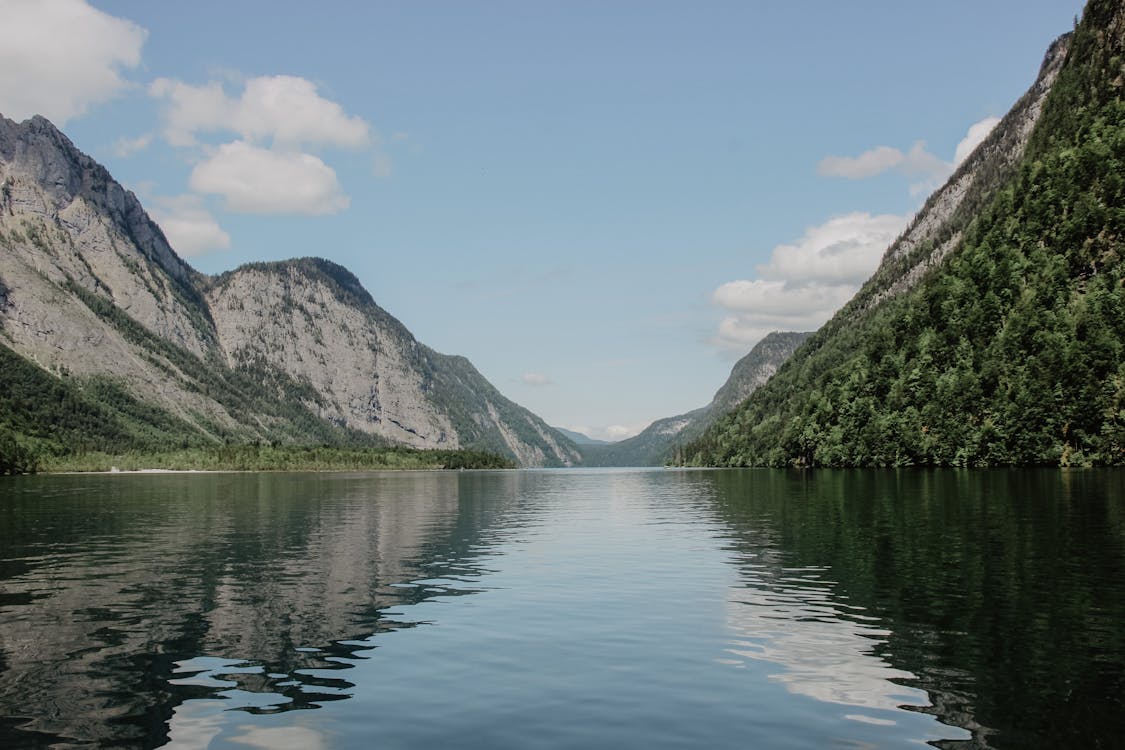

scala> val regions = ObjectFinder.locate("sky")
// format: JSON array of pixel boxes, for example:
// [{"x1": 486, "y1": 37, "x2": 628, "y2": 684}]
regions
[{"x1": 0, "y1": 0, "x2": 1086, "y2": 441}]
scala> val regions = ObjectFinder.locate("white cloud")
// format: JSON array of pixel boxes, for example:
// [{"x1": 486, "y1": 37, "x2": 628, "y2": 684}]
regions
[
  {"x1": 711, "y1": 212, "x2": 907, "y2": 352},
  {"x1": 189, "y1": 141, "x2": 349, "y2": 215},
  {"x1": 521, "y1": 372, "x2": 553, "y2": 386},
  {"x1": 149, "y1": 75, "x2": 375, "y2": 216},
  {"x1": 150, "y1": 75, "x2": 370, "y2": 150},
  {"x1": 818, "y1": 116, "x2": 1002, "y2": 195},
  {"x1": 148, "y1": 194, "x2": 231, "y2": 257},
  {"x1": 0, "y1": 0, "x2": 146, "y2": 125},
  {"x1": 898, "y1": 141, "x2": 949, "y2": 178},
  {"x1": 757, "y1": 212, "x2": 907, "y2": 286},
  {"x1": 112, "y1": 133, "x2": 153, "y2": 158},
  {"x1": 713, "y1": 279, "x2": 858, "y2": 319},
  {"x1": 148, "y1": 78, "x2": 232, "y2": 147},
  {"x1": 954, "y1": 116, "x2": 1001, "y2": 167},
  {"x1": 818, "y1": 141, "x2": 948, "y2": 182},
  {"x1": 817, "y1": 146, "x2": 904, "y2": 179},
  {"x1": 236, "y1": 76, "x2": 370, "y2": 149}
]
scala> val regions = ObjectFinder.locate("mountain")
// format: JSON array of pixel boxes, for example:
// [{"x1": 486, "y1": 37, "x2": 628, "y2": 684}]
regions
[
  {"x1": 686, "y1": 0, "x2": 1125, "y2": 468},
  {"x1": 0, "y1": 115, "x2": 580, "y2": 467},
  {"x1": 583, "y1": 331, "x2": 810, "y2": 466},
  {"x1": 553, "y1": 427, "x2": 610, "y2": 446}
]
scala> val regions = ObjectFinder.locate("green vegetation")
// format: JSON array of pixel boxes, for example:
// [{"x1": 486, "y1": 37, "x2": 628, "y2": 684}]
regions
[
  {"x1": 40, "y1": 444, "x2": 515, "y2": 472},
  {"x1": 686, "y1": 2, "x2": 1125, "y2": 468},
  {"x1": 0, "y1": 341, "x2": 205, "y2": 471},
  {"x1": 0, "y1": 425, "x2": 38, "y2": 475},
  {"x1": 0, "y1": 342, "x2": 512, "y2": 474}
]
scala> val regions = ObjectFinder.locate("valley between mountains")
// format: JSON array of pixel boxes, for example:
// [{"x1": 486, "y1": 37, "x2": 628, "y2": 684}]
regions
[{"x1": 2, "y1": 0, "x2": 1125, "y2": 471}]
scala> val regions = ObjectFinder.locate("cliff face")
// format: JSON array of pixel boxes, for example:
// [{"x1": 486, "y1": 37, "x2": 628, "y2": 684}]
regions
[
  {"x1": 846, "y1": 34, "x2": 1071, "y2": 318},
  {"x1": 205, "y1": 259, "x2": 581, "y2": 465},
  {"x1": 206, "y1": 260, "x2": 460, "y2": 450},
  {"x1": 0, "y1": 114, "x2": 577, "y2": 466},
  {"x1": 0, "y1": 116, "x2": 241, "y2": 438},
  {"x1": 583, "y1": 331, "x2": 810, "y2": 466}
]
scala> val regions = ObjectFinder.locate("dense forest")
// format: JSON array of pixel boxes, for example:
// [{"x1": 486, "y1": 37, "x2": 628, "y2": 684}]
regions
[
  {"x1": 685, "y1": 1, "x2": 1125, "y2": 467},
  {"x1": 0, "y1": 342, "x2": 513, "y2": 474}
]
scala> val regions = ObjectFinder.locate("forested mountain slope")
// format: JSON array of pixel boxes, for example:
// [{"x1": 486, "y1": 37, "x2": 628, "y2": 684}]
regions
[{"x1": 686, "y1": 1, "x2": 1125, "y2": 467}]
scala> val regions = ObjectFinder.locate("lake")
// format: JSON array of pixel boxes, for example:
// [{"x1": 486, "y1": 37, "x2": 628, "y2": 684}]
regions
[{"x1": 0, "y1": 468, "x2": 1122, "y2": 749}]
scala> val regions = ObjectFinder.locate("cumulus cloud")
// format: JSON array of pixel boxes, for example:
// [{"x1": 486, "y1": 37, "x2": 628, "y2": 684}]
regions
[
  {"x1": 148, "y1": 194, "x2": 231, "y2": 257},
  {"x1": 237, "y1": 76, "x2": 369, "y2": 148},
  {"x1": 149, "y1": 75, "x2": 370, "y2": 149},
  {"x1": 818, "y1": 141, "x2": 948, "y2": 182},
  {"x1": 817, "y1": 146, "x2": 905, "y2": 179},
  {"x1": 521, "y1": 372, "x2": 553, "y2": 386},
  {"x1": 711, "y1": 212, "x2": 907, "y2": 352},
  {"x1": 148, "y1": 74, "x2": 375, "y2": 216},
  {"x1": 954, "y1": 116, "x2": 1001, "y2": 167},
  {"x1": 818, "y1": 116, "x2": 1002, "y2": 195},
  {"x1": 148, "y1": 78, "x2": 231, "y2": 147},
  {"x1": 0, "y1": 0, "x2": 146, "y2": 124},
  {"x1": 189, "y1": 141, "x2": 349, "y2": 215},
  {"x1": 757, "y1": 212, "x2": 909, "y2": 286}
]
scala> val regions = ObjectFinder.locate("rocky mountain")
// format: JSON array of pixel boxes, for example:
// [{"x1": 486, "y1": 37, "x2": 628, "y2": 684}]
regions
[
  {"x1": 0, "y1": 114, "x2": 580, "y2": 466},
  {"x1": 583, "y1": 331, "x2": 810, "y2": 466},
  {"x1": 687, "y1": 0, "x2": 1125, "y2": 467}
]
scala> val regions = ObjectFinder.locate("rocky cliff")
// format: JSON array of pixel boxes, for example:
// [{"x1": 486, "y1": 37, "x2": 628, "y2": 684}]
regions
[
  {"x1": 0, "y1": 114, "x2": 579, "y2": 466},
  {"x1": 205, "y1": 258, "x2": 580, "y2": 465}
]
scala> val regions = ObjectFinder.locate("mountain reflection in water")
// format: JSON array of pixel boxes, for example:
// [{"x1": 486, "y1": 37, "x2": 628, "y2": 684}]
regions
[
  {"x1": 0, "y1": 468, "x2": 1121, "y2": 749},
  {"x1": 0, "y1": 471, "x2": 525, "y2": 747}
]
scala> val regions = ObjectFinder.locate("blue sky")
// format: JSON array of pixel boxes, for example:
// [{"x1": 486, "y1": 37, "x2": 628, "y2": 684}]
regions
[{"x1": 0, "y1": 0, "x2": 1085, "y2": 440}]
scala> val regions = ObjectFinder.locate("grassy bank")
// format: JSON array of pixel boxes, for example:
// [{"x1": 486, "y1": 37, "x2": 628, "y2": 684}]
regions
[{"x1": 35, "y1": 444, "x2": 516, "y2": 473}]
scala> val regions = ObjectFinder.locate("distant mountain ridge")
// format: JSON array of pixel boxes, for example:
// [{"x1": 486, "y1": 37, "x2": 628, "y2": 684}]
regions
[
  {"x1": 687, "y1": 0, "x2": 1125, "y2": 467},
  {"x1": 553, "y1": 427, "x2": 610, "y2": 446},
  {"x1": 0, "y1": 114, "x2": 580, "y2": 466},
  {"x1": 582, "y1": 331, "x2": 810, "y2": 465}
]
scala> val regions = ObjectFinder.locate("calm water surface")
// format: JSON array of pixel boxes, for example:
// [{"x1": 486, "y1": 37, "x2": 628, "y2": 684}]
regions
[{"x1": 0, "y1": 468, "x2": 1122, "y2": 748}]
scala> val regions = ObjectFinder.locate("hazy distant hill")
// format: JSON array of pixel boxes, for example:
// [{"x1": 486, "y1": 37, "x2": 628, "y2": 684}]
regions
[
  {"x1": 688, "y1": 0, "x2": 1125, "y2": 467},
  {"x1": 0, "y1": 115, "x2": 580, "y2": 467},
  {"x1": 583, "y1": 331, "x2": 810, "y2": 465},
  {"x1": 553, "y1": 427, "x2": 610, "y2": 446}
]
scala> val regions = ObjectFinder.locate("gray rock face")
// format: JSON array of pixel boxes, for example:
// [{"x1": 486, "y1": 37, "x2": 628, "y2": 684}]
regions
[
  {"x1": 0, "y1": 114, "x2": 577, "y2": 466},
  {"x1": 853, "y1": 34, "x2": 1071, "y2": 316},
  {"x1": 0, "y1": 117, "x2": 214, "y2": 359},
  {"x1": 207, "y1": 261, "x2": 459, "y2": 449}
]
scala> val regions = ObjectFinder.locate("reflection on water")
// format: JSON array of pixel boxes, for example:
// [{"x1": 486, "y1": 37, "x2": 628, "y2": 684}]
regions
[
  {"x1": 722, "y1": 563, "x2": 930, "y2": 719},
  {"x1": 709, "y1": 469, "x2": 1125, "y2": 749},
  {"x1": 0, "y1": 468, "x2": 1122, "y2": 749},
  {"x1": 0, "y1": 471, "x2": 529, "y2": 747}
]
